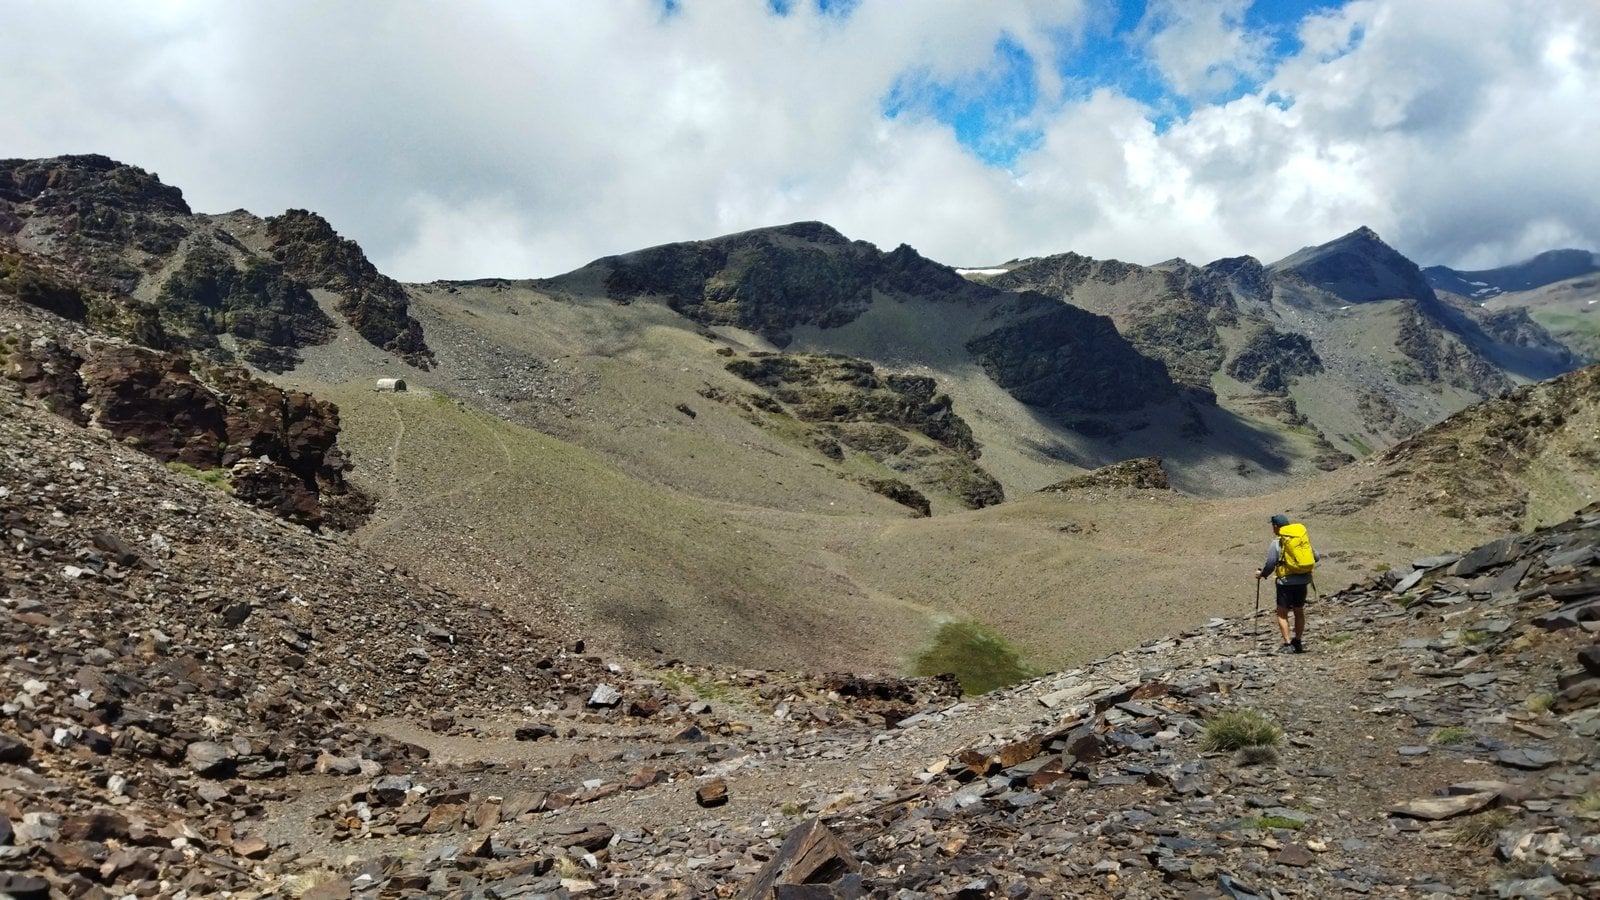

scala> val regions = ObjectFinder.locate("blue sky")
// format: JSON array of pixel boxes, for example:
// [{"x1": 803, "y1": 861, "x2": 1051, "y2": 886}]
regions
[
  {"x1": 886, "y1": 1, "x2": 1349, "y2": 165},
  {"x1": 1, "y1": 1, "x2": 1595, "y2": 278}
]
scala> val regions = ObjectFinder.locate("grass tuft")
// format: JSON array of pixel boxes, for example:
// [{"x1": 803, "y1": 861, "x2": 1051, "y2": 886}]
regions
[
  {"x1": 1451, "y1": 810, "x2": 1513, "y2": 847},
  {"x1": 1235, "y1": 745, "x2": 1279, "y2": 766},
  {"x1": 909, "y1": 619, "x2": 1036, "y2": 696},
  {"x1": 1429, "y1": 726, "x2": 1473, "y2": 745},
  {"x1": 1525, "y1": 693, "x2": 1554, "y2": 713},
  {"x1": 166, "y1": 460, "x2": 233, "y2": 493},
  {"x1": 1200, "y1": 709, "x2": 1281, "y2": 752}
]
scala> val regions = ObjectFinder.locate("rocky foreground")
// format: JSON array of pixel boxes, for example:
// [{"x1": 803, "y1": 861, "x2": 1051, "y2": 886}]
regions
[{"x1": 3, "y1": 359, "x2": 1599, "y2": 899}]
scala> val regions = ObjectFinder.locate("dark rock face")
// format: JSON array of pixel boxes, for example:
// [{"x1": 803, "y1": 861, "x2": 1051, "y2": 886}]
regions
[
  {"x1": 4, "y1": 339, "x2": 87, "y2": 423},
  {"x1": 0, "y1": 250, "x2": 89, "y2": 321},
  {"x1": 265, "y1": 210, "x2": 433, "y2": 368},
  {"x1": 596, "y1": 221, "x2": 980, "y2": 347},
  {"x1": 5, "y1": 338, "x2": 366, "y2": 529},
  {"x1": 80, "y1": 345, "x2": 230, "y2": 467},
  {"x1": 0, "y1": 155, "x2": 189, "y2": 290},
  {"x1": 1228, "y1": 327, "x2": 1324, "y2": 394},
  {"x1": 1269, "y1": 226, "x2": 1437, "y2": 304},
  {"x1": 1394, "y1": 301, "x2": 1513, "y2": 394},
  {"x1": 156, "y1": 237, "x2": 335, "y2": 372},
  {"x1": 985, "y1": 254, "x2": 1233, "y2": 388},
  {"x1": 1122, "y1": 298, "x2": 1226, "y2": 386},
  {"x1": 728, "y1": 354, "x2": 978, "y2": 457},
  {"x1": 1203, "y1": 255, "x2": 1272, "y2": 303},
  {"x1": 965, "y1": 304, "x2": 1178, "y2": 417},
  {"x1": 1, "y1": 156, "x2": 430, "y2": 370}
]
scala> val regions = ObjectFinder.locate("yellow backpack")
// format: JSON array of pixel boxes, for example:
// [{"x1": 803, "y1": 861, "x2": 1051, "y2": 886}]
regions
[{"x1": 1277, "y1": 523, "x2": 1315, "y2": 576}]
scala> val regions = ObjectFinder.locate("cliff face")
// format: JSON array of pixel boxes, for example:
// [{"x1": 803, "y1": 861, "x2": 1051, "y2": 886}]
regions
[
  {"x1": 3, "y1": 322, "x2": 369, "y2": 530},
  {"x1": 0, "y1": 155, "x2": 432, "y2": 371}
]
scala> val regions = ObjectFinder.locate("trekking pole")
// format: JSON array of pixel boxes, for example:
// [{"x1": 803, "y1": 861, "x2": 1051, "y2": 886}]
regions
[{"x1": 1254, "y1": 578, "x2": 1262, "y2": 643}]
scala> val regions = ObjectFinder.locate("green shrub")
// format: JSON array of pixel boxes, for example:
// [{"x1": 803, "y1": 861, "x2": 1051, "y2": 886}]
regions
[
  {"x1": 909, "y1": 620, "x2": 1036, "y2": 696},
  {"x1": 1429, "y1": 726, "x2": 1472, "y2": 745},
  {"x1": 1200, "y1": 710, "x2": 1281, "y2": 752}
]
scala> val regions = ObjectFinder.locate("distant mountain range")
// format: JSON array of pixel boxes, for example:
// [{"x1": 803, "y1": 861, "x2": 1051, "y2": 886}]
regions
[
  {"x1": 3, "y1": 154, "x2": 1590, "y2": 506},
  {"x1": 1424, "y1": 248, "x2": 1600, "y2": 300}
]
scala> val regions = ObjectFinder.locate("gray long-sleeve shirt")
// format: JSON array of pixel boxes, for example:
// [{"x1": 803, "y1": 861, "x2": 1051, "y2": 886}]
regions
[{"x1": 1260, "y1": 538, "x2": 1313, "y2": 586}]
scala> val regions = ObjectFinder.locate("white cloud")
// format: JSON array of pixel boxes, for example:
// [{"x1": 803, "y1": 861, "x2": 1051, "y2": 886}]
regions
[
  {"x1": 0, "y1": 0, "x2": 1596, "y2": 279},
  {"x1": 1136, "y1": 0, "x2": 1273, "y2": 100}
]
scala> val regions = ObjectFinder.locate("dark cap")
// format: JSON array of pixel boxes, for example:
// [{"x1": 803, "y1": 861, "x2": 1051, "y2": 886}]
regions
[{"x1": 1270, "y1": 514, "x2": 1290, "y2": 527}]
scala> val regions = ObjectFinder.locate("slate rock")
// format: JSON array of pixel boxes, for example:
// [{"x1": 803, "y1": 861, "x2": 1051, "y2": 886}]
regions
[
  {"x1": 1453, "y1": 537, "x2": 1521, "y2": 577},
  {"x1": 0, "y1": 874, "x2": 51, "y2": 900},
  {"x1": 514, "y1": 724, "x2": 557, "y2": 741},
  {"x1": 1389, "y1": 790, "x2": 1499, "y2": 820},
  {"x1": 1579, "y1": 643, "x2": 1600, "y2": 676},
  {"x1": 697, "y1": 778, "x2": 729, "y2": 808},
  {"x1": 185, "y1": 741, "x2": 234, "y2": 777},
  {"x1": 1496, "y1": 749, "x2": 1558, "y2": 771},
  {"x1": 0, "y1": 734, "x2": 33, "y2": 763},
  {"x1": 1275, "y1": 843, "x2": 1316, "y2": 868}
]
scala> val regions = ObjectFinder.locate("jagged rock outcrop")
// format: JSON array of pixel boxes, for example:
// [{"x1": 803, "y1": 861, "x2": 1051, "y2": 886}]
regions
[
  {"x1": 1228, "y1": 326, "x2": 1324, "y2": 394},
  {"x1": 264, "y1": 209, "x2": 433, "y2": 368},
  {"x1": 0, "y1": 155, "x2": 432, "y2": 370},
  {"x1": 154, "y1": 235, "x2": 335, "y2": 372},
  {"x1": 3, "y1": 319, "x2": 367, "y2": 529},
  {"x1": 1038, "y1": 456, "x2": 1171, "y2": 493},
  {"x1": 984, "y1": 254, "x2": 1235, "y2": 388},
  {"x1": 0, "y1": 155, "x2": 190, "y2": 296},
  {"x1": 1327, "y1": 362, "x2": 1600, "y2": 526},
  {"x1": 724, "y1": 351, "x2": 1005, "y2": 510}
]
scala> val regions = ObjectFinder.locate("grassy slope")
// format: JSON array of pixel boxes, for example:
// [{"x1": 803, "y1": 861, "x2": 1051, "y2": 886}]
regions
[{"x1": 305, "y1": 380, "x2": 930, "y2": 673}]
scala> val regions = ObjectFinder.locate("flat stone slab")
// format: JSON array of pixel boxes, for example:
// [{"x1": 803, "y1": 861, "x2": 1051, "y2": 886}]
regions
[
  {"x1": 1495, "y1": 748, "x2": 1558, "y2": 770},
  {"x1": 1389, "y1": 790, "x2": 1499, "y2": 820}
]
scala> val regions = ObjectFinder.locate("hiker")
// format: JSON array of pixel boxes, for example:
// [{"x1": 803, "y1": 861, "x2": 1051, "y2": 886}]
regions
[{"x1": 1256, "y1": 513, "x2": 1315, "y2": 653}]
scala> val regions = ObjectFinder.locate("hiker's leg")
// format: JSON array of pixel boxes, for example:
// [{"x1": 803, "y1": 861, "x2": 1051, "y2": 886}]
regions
[
  {"x1": 1292, "y1": 607, "x2": 1306, "y2": 640},
  {"x1": 1275, "y1": 607, "x2": 1291, "y2": 643}
]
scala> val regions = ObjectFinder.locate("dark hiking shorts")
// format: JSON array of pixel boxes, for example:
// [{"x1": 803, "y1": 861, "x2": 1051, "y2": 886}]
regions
[{"x1": 1275, "y1": 582, "x2": 1308, "y2": 609}]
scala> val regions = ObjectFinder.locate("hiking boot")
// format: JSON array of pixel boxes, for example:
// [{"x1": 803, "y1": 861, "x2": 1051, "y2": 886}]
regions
[
  {"x1": 1291, "y1": 638, "x2": 1303, "y2": 653},
  {"x1": 1278, "y1": 643, "x2": 1296, "y2": 654}
]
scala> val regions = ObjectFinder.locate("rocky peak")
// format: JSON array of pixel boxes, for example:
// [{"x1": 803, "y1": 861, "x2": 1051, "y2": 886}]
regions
[
  {"x1": 580, "y1": 221, "x2": 977, "y2": 347},
  {"x1": 264, "y1": 210, "x2": 433, "y2": 368},
  {"x1": 1268, "y1": 226, "x2": 1437, "y2": 304},
  {"x1": 1202, "y1": 255, "x2": 1271, "y2": 303},
  {"x1": 0, "y1": 154, "x2": 189, "y2": 216}
]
